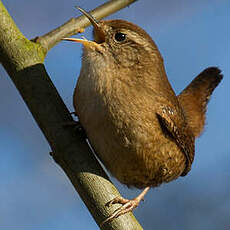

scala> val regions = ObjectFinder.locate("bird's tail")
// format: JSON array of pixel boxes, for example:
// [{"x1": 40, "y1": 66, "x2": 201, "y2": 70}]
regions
[{"x1": 178, "y1": 67, "x2": 223, "y2": 137}]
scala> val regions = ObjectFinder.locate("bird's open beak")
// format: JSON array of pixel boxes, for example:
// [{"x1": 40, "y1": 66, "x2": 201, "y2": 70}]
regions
[{"x1": 62, "y1": 7, "x2": 105, "y2": 48}]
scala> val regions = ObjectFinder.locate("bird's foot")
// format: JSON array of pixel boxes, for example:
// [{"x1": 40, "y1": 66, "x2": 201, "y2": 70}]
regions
[
  {"x1": 101, "y1": 197, "x2": 140, "y2": 226},
  {"x1": 63, "y1": 120, "x2": 86, "y2": 137},
  {"x1": 101, "y1": 187, "x2": 150, "y2": 226},
  {"x1": 100, "y1": 197, "x2": 140, "y2": 226},
  {"x1": 70, "y1": 111, "x2": 77, "y2": 116},
  {"x1": 63, "y1": 120, "x2": 81, "y2": 128}
]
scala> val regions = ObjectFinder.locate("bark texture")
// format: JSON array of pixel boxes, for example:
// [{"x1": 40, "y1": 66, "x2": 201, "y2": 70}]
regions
[{"x1": 0, "y1": 1, "x2": 143, "y2": 229}]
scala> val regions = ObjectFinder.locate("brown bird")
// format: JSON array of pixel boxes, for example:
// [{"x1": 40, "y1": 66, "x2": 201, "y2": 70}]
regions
[{"x1": 63, "y1": 7, "x2": 223, "y2": 224}]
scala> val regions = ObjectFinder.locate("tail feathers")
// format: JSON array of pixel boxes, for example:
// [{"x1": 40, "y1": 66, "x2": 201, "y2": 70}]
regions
[{"x1": 178, "y1": 67, "x2": 223, "y2": 137}]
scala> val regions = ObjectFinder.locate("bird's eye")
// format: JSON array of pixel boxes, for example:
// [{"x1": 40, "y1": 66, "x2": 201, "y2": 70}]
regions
[{"x1": 114, "y1": 32, "x2": 126, "y2": 42}]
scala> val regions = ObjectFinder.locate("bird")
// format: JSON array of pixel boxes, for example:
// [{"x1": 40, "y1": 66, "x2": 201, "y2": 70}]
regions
[{"x1": 63, "y1": 7, "x2": 223, "y2": 224}]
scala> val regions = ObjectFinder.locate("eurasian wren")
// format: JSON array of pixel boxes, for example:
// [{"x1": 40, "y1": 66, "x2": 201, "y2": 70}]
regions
[{"x1": 63, "y1": 7, "x2": 223, "y2": 224}]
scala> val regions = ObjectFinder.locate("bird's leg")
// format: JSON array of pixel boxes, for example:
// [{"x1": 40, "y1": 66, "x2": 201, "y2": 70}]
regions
[
  {"x1": 62, "y1": 120, "x2": 81, "y2": 129},
  {"x1": 63, "y1": 120, "x2": 86, "y2": 137},
  {"x1": 70, "y1": 111, "x2": 77, "y2": 116},
  {"x1": 101, "y1": 187, "x2": 150, "y2": 226}
]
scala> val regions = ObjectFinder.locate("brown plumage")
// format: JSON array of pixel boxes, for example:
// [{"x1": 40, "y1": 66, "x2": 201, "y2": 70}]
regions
[
  {"x1": 63, "y1": 8, "x2": 223, "y2": 224},
  {"x1": 178, "y1": 67, "x2": 223, "y2": 137}
]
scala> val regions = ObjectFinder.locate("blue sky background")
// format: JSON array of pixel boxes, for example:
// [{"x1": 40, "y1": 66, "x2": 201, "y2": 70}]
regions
[{"x1": 0, "y1": 0, "x2": 230, "y2": 229}]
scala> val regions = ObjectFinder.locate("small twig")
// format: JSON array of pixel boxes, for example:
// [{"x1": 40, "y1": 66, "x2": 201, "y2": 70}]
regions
[{"x1": 35, "y1": 0, "x2": 137, "y2": 51}]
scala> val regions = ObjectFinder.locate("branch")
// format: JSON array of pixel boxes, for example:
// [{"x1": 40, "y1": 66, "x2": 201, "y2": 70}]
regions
[
  {"x1": 0, "y1": 0, "x2": 143, "y2": 229},
  {"x1": 35, "y1": 0, "x2": 137, "y2": 51}
]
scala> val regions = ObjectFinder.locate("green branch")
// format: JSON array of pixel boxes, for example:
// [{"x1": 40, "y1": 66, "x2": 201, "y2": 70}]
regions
[{"x1": 0, "y1": 0, "x2": 142, "y2": 229}]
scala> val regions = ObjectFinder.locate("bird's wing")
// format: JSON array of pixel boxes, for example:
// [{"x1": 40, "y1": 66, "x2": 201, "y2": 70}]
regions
[{"x1": 156, "y1": 106, "x2": 195, "y2": 176}]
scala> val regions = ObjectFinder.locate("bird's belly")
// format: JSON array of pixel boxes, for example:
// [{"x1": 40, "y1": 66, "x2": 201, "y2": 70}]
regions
[
  {"x1": 74, "y1": 78, "x2": 186, "y2": 188},
  {"x1": 77, "y1": 106, "x2": 186, "y2": 187}
]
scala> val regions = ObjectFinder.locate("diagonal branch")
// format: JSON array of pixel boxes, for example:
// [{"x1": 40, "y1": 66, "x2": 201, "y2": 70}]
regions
[
  {"x1": 0, "y1": 0, "x2": 142, "y2": 229},
  {"x1": 35, "y1": 0, "x2": 137, "y2": 51}
]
